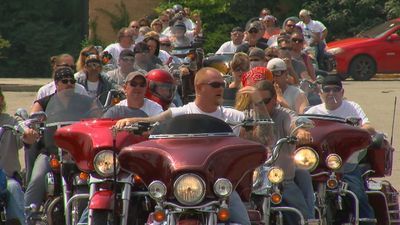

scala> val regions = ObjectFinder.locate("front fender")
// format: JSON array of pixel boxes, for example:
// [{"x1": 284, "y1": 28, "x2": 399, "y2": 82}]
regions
[{"x1": 89, "y1": 190, "x2": 114, "y2": 210}]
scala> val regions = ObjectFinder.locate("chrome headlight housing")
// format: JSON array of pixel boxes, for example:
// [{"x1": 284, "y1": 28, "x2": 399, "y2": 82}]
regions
[
  {"x1": 326, "y1": 154, "x2": 342, "y2": 170},
  {"x1": 148, "y1": 180, "x2": 167, "y2": 200},
  {"x1": 93, "y1": 150, "x2": 119, "y2": 177},
  {"x1": 174, "y1": 174, "x2": 206, "y2": 205},
  {"x1": 213, "y1": 178, "x2": 232, "y2": 198},
  {"x1": 267, "y1": 167, "x2": 284, "y2": 184},
  {"x1": 294, "y1": 147, "x2": 319, "y2": 171}
]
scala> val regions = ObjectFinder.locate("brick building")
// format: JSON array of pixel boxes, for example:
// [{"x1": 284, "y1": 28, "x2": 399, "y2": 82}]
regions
[{"x1": 89, "y1": 0, "x2": 162, "y2": 44}]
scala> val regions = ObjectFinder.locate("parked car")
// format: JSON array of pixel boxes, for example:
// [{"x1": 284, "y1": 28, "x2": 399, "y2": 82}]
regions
[{"x1": 327, "y1": 18, "x2": 400, "y2": 81}]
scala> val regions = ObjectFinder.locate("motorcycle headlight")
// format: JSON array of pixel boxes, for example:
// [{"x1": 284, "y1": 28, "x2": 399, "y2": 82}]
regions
[
  {"x1": 326, "y1": 154, "x2": 342, "y2": 170},
  {"x1": 294, "y1": 147, "x2": 319, "y2": 171},
  {"x1": 267, "y1": 167, "x2": 284, "y2": 184},
  {"x1": 327, "y1": 47, "x2": 344, "y2": 55},
  {"x1": 213, "y1": 178, "x2": 232, "y2": 198},
  {"x1": 148, "y1": 180, "x2": 167, "y2": 200},
  {"x1": 174, "y1": 174, "x2": 205, "y2": 205},
  {"x1": 93, "y1": 150, "x2": 119, "y2": 177}
]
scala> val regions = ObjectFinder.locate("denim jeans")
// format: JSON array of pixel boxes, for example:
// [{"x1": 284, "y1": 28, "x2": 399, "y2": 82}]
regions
[
  {"x1": 7, "y1": 178, "x2": 26, "y2": 225},
  {"x1": 294, "y1": 169, "x2": 315, "y2": 218},
  {"x1": 343, "y1": 163, "x2": 375, "y2": 225}
]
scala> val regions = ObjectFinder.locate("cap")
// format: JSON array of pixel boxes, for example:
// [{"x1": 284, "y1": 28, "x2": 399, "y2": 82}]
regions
[
  {"x1": 249, "y1": 47, "x2": 265, "y2": 60},
  {"x1": 85, "y1": 54, "x2": 101, "y2": 64},
  {"x1": 267, "y1": 58, "x2": 287, "y2": 72},
  {"x1": 125, "y1": 71, "x2": 146, "y2": 83},
  {"x1": 119, "y1": 49, "x2": 135, "y2": 58},
  {"x1": 133, "y1": 42, "x2": 150, "y2": 54},
  {"x1": 54, "y1": 67, "x2": 74, "y2": 82},
  {"x1": 231, "y1": 27, "x2": 244, "y2": 33},
  {"x1": 173, "y1": 22, "x2": 186, "y2": 31},
  {"x1": 235, "y1": 43, "x2": 250, "y2": 54},
  {"x1": 242, "y1": 67, "x2": 273, "y2": 87},
  {"x1": 247, "y1": 21, "x2": 262, "y2": 32},
  {"x1": 322, "y1": 75, "x2": 342, "y2": 88}
]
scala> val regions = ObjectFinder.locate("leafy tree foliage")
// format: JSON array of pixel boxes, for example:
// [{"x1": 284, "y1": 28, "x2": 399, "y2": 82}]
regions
[{"x1": 0, "y1": 0, "x2": 85, "y2": 77}]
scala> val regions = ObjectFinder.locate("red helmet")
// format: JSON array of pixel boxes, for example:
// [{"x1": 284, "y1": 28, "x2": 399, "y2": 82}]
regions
[{"x1": 146, "y1": 69, "x2": 177, "y2": 110}]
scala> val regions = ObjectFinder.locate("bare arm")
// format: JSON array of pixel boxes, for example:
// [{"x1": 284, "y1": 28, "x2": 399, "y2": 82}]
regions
[
  {"x1": 321, "y1": 29, "x2": 328, "y2": 41},
  {"x1": 361, "y1": 123, "x2": 376, "y2": 135},
  {"x1": 30, "y1": 102, "x2": 44, "y2": 114},
  {"x1": 115, "y1": 109, "x2": 173, "y2": 129},
  {"x1": 295, "y1": 92, "x2": 309, "y2": 114}
]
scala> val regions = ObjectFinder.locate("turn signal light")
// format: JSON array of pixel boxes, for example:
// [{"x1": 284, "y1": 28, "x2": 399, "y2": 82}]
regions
[
  {"x1": 79, "y1": 172, "x2": 89, "y2": 180},
  {"x1": 217, "y1": 208, "x2": 230, "y2": 221},
  {"x1": 271, "y1": 192, "x2": 282, "y2": 204},
  {"x1": 327, "y1": 178, "x2": 338, "y2": 189},
  {"x1": 153, "y1": 210, "x2": 166, "y2": 222},
  {"x1": 133, "y1": 175, "x2": 142, "y2": 184},
  {"x1": 112, "y1": 97, "x2": 120, "y2": 105},
  {"x1": 50, "y1": 157, "x2": 60, "y2": 170}
]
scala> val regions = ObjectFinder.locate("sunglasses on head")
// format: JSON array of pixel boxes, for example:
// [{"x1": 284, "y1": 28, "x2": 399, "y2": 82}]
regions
[
  {"x1": 204, "y1": 81, "x2": 225, "y2": 88},
  {"x1": 322, "y1": 86, "x2": 342, "y2": 93},
  {"x1": 60, "y1": 79, "x2": 76, "y2": 85},
  {"x1": 129, "y1": 80, "x2": 146, "y2": 88},
  {"x1": 292, "y1": 38, "x2": 304, "y2": 43}
]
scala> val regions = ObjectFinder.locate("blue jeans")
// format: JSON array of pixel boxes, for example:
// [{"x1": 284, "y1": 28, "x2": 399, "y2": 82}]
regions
[
  {"x1": 294, "y1": 169, "x2": 315, "y2": 218},
  {"x1": 7, "y1": 178, "x2": 26, "y2": 225},
  {"x1": 343, "y1": 163, "x2": 375, "y2": 225},
  {"x1": 79, "y1": 190, "x2": 250, "y2": 225}
]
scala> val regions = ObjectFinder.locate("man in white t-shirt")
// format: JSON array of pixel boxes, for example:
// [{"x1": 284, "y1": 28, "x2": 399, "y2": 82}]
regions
[
  {"x1": 297, "y1": 9, "x2": 327, "y2": 47},
  {"x1": 103, "y1": 27, "x2": 135, "y2": 70},
  {"x1": 115, "y1": 67, "x2": 271, "y2": 225},
  {"x1": 305, "y1": 75, "x2": 376, "y2": 223},
  {"x1": 103, "y1": 71, "x2": 163, "y2": 118},
  {"x1": 215, "y1": 27, "x2": 244, "y2": 54}
]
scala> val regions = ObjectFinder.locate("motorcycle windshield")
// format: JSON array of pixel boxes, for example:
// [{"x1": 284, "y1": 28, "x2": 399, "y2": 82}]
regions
[{"x1": 43, "y1": 89, "x2": 103, "y2": 153}]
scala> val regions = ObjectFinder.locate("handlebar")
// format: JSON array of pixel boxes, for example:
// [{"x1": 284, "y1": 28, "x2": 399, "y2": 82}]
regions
[{"x1": 111, "y1": 122, "x2": 155, "y2": 136}]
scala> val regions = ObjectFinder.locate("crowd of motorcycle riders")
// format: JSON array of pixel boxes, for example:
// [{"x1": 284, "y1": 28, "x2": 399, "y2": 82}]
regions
[{"x1": 0, "y1": 3, "x2": 396, "y2": 225}]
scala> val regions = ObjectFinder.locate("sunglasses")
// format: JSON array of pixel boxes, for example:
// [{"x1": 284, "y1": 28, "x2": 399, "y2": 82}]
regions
[
  {"x1": 266, "y1": 54, "x2": 278, "y2": 58},
  {"x1": 87, "y1": 62, "x2": 101, "y2": 68},
  {"x1": 286, "y1": 24, "x2": 295, "y2": 28},
  {"x1": 272, "y1": 70, "x2": 285, "y2": 77},
  {"x1": 280, "y1": 47, "x2": 292, "y2": 51},
  {"x1": 322, "y1": 86, "x2": 342, "y2": 93},
  {"x1": 131, "y1": 26, "x2": 140, "y2": 29},
  {"x1": 292, "y1": 38, "x2": 304, "y2": 43},
  {"x1": 161, "y1": 43, "x2": 171, "y2": 47},
  {"x1": 250, "y1": 58, "x2": 261, "y2": 62},
  {"x1": 121, "y1": 57, "x2": 135, "y2": 62},
  {"x1": 60, "y1": 79, "x2": 76, "y2": 84},
  {"x1": 248, "y1": 29, "x2": 258, "y2": 34},
  {"x1": 204, "y1": 81, "x2": 225, "y2": 88},
  {"x1": 129, "y1": 80, "x2": 146, "y2": 88}
]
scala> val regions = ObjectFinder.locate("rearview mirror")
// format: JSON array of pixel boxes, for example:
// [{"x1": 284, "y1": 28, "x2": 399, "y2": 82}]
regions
[
  {"x1": 15, "y1": 108, "x2": 29, "y2": 120},
  {"x1": 387, "y1": 33, "x2": 400, "y2": 41}
]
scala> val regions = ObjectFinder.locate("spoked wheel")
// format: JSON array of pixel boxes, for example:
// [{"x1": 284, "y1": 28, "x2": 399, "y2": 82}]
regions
[{"x1": 349, "y1": 55, "x2": 376, "y2": 81}]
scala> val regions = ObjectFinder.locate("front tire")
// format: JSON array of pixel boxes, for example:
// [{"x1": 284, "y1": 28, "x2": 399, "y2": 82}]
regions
[
  {"x1": 349, "y1": 55, "x2": 376, "y2": 81},
  {"x1": 92, "y1": 210, "x2": 111, "y2": 225}
]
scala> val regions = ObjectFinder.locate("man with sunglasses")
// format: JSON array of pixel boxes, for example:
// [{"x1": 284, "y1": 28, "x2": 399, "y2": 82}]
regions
[
  {"x1": 215, "y1": 27, "x2": 245, "y2": 54},
  {"x1": 267, "y1": 58, "x2": 309, "y2": 114},
  {"x1": 305, "y1": 75, "x2": 376, "y2": 224},
  {"x1": 242, "y1": 21, "x2": 268, "y2": 50},
  {"x1": 107, "y1": 49, "x2": 136, "y2": 86},
  {"x1": 115, "y1": 67, "x2": 280, "y2": 225}
]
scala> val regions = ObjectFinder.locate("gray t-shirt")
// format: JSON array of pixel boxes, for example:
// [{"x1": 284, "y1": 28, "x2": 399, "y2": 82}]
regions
[
  {"x1": 283, "y1": 85, "x2": 304, "y2": 112},
  {"x1": 270, "y1": 106, "x2": 297, "y2": 180}
]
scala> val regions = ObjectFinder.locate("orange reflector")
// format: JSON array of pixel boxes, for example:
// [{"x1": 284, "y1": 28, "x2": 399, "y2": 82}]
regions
[
  {"x1": 133, "y1": 175, "x2": 142, "y2": 183},
  {"x1": 112, "y1": 97, "x2": 120, "y2": 105},
  {"x1": 271, "y1": 193, "x2": 282, "y2": 204},
  {"x1": 153, "y1": 210, "x2": 165, "y2": 222},
  {"x1": 50, "y1": 158, "x2": 60, "y2": 170},
  {"x1": 327, "y1": 179, "x2": 338, "y2": 189},
  {"x1": 218, "y1": 208, "x2": 230, "y2": 221},
  {"x1": 79, "y1": 172, "x2": 89, "y2": 180}
]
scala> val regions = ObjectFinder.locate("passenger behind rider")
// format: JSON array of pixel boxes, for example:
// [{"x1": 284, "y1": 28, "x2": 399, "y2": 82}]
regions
[
  {"x1": 26, "y1": 67, "x2": 95, "y2": 224},
  {"x1": 234, "y1": 80, "x2": 315, "y2": 224},
  {"x1": 290, "y1": 31, "x2": 317, "y2": 81},
  {"x1": 0, "y1": 87, "x2": 38, "y2": 225},
  {"x1": 229, "y1": 52, "x2": 250, "y2": 89},
  {"x1": 133, "y1": 42, "x2": 164, "y2": 72},
  {"x1": 128, "y1": 20, "x2": 141, "y2": 43},
  {"x1": 143, "y1": 34, "x2": 173, "y2": 66},
  {"x1": 305, "y1": 75, "x2": 376, "y2": 224},
  {"x1": 169, "y1": 12, "x2": 202, "y2": 48},
  {"x1": 242, "y1": 21, "x2": 269, "y2": 50},
  {"x1": 75, "y1": 54, "x2": 115, "y2": 105},
  {"x1": 267, "y1": 58, "x2": 309, "y2": 114},
  {"x1": 102, "y1": 27, "x2": 135, "y2": 69},
  {"x1": 115, "y1": 67, "x2": 275, "y2": 225},
  {"x1": 106, "y1": 49, "x2": 135, "y2": 86}
]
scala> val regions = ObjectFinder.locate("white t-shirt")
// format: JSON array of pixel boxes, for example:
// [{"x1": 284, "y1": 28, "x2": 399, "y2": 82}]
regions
[
  {"x1": 170, "y1": 102, "x2": 245, "y2": 134},
  {"x1": 215, "y1": 41, "x2": 243, "y2": 54},
  {"x1": 103, "y1": 43, "x2": 135, "y2": 68},
  {"x1": 35, "y1": 82, "x2": 88, "y2": 101},
  {"x1": 158, "y1": 50, "x2": 172, "y2": 65},
  {"x1": 305, "y1": 100, "x2": 370, "y2": 125},
  {"x1": 87, "y1": 80, "x2": 99, "y2": 98},
  {"x1": 117, "y1": 98, "x2": 163, "y2": 116},
  {"x1": 296, "y1": 20, "x2": 327, "y2": 46}
]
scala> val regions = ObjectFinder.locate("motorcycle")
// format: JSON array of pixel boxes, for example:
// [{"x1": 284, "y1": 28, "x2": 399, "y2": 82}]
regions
[
  {"x1": 54, "y1": 108, "x2": 153, "y2": 225},
  {"x1": 294, "y1": 114, "x2": 399, "y2": 225},
  {"x1": 118, "y1": 113, "x2": 302, "y2": 224}
]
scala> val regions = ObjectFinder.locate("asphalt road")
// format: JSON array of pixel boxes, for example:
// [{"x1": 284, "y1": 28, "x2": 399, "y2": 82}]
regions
[{"x1": 1, "y1": 78, "x2": 400, "y2": 188}]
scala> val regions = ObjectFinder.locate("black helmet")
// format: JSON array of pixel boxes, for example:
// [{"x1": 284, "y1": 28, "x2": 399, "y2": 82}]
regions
[{"x1": 173, "y1": 4, "x2": 183, "y2": 13}]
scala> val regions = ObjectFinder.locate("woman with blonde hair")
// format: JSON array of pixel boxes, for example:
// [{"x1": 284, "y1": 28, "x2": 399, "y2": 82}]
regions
[{"x1": 75, "y1": 45, "x2": 99, "y2": 74}]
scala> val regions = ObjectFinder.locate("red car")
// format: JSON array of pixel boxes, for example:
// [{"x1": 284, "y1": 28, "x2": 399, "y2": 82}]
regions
[{"x1": 327, "y1": 18, "x2": 400, "y2": 80}]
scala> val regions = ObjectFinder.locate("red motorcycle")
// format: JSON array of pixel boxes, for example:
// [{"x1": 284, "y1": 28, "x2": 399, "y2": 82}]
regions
[
  {"x1": 54, "y1": 112, "x2": 152, "y2": 225},
  {"x1": 118, "y1": 114, "x2": 289, "y2": 224},
  {"x1": 294, "y1": 114, "x2": 399, "y2": 225}
]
